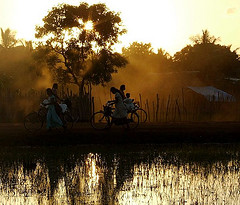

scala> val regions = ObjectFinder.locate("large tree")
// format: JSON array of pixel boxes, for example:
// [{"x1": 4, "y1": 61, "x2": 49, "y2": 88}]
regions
[
  {"x1": 173, "y1": 30, "x2": 240, "y2": 82},
  {"x1": 35, "y1": 3, "x2": 127, "y2": 95}
]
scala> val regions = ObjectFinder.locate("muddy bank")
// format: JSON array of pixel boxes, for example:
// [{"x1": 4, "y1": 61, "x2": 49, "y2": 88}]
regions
[{"x1": 0, "y1": 122, "x2": 240, "y2": 146}]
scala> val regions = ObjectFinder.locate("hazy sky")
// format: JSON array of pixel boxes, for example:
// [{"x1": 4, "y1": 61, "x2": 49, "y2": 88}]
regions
[{"x1": 1, "y1": 0, "x2": 240, "y2": 54}]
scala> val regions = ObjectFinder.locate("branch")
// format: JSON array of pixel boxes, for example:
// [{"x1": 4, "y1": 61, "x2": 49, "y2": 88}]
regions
[{"x1": 62, "y1": 51, "x2": 80, "y2": 87}]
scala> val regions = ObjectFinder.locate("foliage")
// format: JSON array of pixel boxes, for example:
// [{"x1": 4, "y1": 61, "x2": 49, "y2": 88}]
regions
[
  {"x1": 0, "y1": 45, "x2": 43, "y2": 90},
  {"x1": 122, "y1": 42, "x2": 172, "y2": 73},
  {"x1": 0, "y1": 28, "x2": 43, "y2": 90},
  {"x1": 35, "y1": 3, "x2": 127, "y2": 95},
  {"x1": 190, "y1": 29, "x2": 220, "y2": 45},
  {"x1": 173, "y1": 30, "x2": 240, "y2": 82},
  {"x1": 122, "y1": 42, "x2": 154, "y2": 57},
  {"x1": 85, "y1": 49, "x2": 127, "y2": 85},
  {"x1": 0, "y1": 28, "x2": 18, "y2": 49}
]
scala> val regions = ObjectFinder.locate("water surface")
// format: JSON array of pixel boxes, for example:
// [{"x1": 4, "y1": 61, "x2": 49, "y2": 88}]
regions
[{"x1": 0, "y1": 144, "x2": 239, "y2": 204}]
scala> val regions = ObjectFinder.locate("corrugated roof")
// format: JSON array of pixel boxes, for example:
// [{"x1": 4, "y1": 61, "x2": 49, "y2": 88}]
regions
[{"x1": 188, "y1": 86, "x2": 235, "y2": 102}]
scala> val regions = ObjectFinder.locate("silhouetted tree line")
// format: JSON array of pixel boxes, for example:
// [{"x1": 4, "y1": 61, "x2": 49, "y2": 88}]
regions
[
  {"x1": 0, "y1": 28, "x2": 41, "y2": 90},
  {"x1": 121, "y1": 30, "x2": 240, "y2": 88},
  {"x1": 174, "y1": 30, "x2": 240, "y2": 84},
  {"x1": 1, "y1": 3, "x2": 240, "y2": 94}
]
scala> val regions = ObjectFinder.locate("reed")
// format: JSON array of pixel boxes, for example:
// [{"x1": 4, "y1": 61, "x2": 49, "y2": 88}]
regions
[
  {"x1": 1, "y1": 87, "x2": 240, "y2": 123},
  {"x1": 126, "y1": 90, "x2": 240, "y2": 123}
]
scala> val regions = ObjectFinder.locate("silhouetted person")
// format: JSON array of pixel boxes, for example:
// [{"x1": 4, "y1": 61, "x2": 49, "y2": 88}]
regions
[
  {"x1": 43, "y1": 88, "x2": 63, "y2": 131},
  {"x1": 109, "y1": 87, "x2": 127, "y2": 120},
  {"x1": 119, "y1": 84, "x2": 126, "y2": 99},
  {"x1": 52, "y1": 83, "x2": 61, "y2": 102}
]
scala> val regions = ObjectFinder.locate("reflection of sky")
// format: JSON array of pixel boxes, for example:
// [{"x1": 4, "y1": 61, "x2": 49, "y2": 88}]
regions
[
  {"x1": 0, "y1": 153, "x2": 240, "y2": 204},
  {"x1": 118, "y1": 160, "x2": 240, "y2": 204}
]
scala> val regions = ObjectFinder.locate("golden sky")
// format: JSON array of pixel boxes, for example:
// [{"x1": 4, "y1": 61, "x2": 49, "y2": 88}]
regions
[{"x1": 1, "y1": 0, "x2": 240, "y2": 55}]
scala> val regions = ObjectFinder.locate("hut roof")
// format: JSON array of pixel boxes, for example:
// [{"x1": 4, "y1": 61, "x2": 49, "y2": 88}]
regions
[{"x1": 188, "y1": 86, "x2": 235, "y2": 102}]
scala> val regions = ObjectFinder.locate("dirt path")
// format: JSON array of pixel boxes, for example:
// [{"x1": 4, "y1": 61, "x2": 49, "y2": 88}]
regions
[{"x1": 0, "y1": 122, "x2": 240, "y2": 146}]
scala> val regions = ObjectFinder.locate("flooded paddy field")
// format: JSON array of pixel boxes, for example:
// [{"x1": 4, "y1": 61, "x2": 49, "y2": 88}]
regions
[{"x1": 0, "y1": 144, "x2": 240, "y2": 204}]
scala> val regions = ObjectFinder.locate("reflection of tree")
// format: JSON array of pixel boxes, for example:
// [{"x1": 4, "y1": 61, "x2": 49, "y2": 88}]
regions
[
  {"x1": 45, "y1": 159, "x2": 63, "y2": 198},
  {"x1": 0, "y1": 161, "x2": 51, "y2": 203}
]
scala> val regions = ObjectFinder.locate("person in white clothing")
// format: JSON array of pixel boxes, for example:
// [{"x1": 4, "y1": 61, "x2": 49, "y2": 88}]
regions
[
  {"x1": 109, "y1": 87, "x2": 127, "y2": 119},
  {"x1": 124, "y1": 93, "x2": 135, "y2": 112}
]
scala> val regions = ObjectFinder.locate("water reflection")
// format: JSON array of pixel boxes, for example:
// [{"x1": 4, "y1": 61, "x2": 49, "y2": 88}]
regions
[
  {"x1": 0, "y1": 145, "x2": 239, "y2": 204},
  {"x1": 118, "y1": 160, "x2": 240, "y2": 204}
]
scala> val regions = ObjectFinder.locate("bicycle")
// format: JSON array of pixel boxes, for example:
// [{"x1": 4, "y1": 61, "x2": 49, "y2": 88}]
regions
[
  {"x1": 24, "y1": 103, "x2": 74, "y2": 132},
  {"x1": 90, "y1": 102, "x2": 139, "y2": 130},
  {"x1": 133, "y1": 103, "x2": 148, "y2": 123}
]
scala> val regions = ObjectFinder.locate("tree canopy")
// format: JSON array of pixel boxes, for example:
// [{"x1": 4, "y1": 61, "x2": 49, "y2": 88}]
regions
[
  {"x1": 189, "y1": 29, "x2": 220, "y2": 45},
  {"x1": 122, "y1": 42, "x2": 172, "y2": 73},
  {"x1": 173, "y1": 30, "x2": 240, "y2": 82},
  {"x1": 122, "y1": 42, "x2": 154, "y2": 58},
  {"x1": 35, "y1": 3, "x2": 127, "y2": 95}
]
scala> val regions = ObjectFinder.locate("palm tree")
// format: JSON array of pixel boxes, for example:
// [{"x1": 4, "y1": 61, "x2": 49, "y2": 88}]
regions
[
  {"x1": 190, "y1": 29, "x2": 220, "y2": 45},
  {"x1": 20, "y1": 39, "x2": 33, "y2": 51},
  {"x1": 0, "y1": 28, "x2": 17, "y2": 48}
]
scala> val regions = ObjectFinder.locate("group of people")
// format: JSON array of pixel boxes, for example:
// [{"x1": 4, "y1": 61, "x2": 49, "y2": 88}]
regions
[
  {"x1": 42, "y1": 83, "x2": 135, "y2": 130},
  {"x1": 109, "y1": 84, "x2": 135, "y2": 120}
]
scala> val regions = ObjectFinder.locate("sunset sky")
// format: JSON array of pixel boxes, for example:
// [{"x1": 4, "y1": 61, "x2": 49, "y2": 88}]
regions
[{"x1": 1, "y1": 0, "x2": 240, "y2": 55}]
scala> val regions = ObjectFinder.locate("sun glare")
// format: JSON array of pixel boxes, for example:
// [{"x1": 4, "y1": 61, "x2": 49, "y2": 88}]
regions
[{"x1": 84, "y1": 21, "x2": 93, "y2": 31}]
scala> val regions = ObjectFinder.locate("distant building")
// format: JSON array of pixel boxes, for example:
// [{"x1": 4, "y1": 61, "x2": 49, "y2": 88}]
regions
[{"x1": 187, "y1": 86, "x2": 235, "y2": 102}]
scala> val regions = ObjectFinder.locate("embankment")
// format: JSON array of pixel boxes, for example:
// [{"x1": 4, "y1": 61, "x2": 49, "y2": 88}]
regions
[{"x1": 0, "y1": 122, "x2": 240, "y2": 146}]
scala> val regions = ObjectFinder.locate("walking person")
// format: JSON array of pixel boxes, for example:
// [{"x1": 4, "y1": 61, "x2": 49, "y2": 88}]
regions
[{"x1": 43, "y1": 88, "x2": 63, "y2": 131}]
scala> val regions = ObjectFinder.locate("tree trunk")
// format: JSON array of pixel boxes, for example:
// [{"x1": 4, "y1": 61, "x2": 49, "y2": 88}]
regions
[{"x1": 79, "y1": 79, "x2": 85, "y2": 97}]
